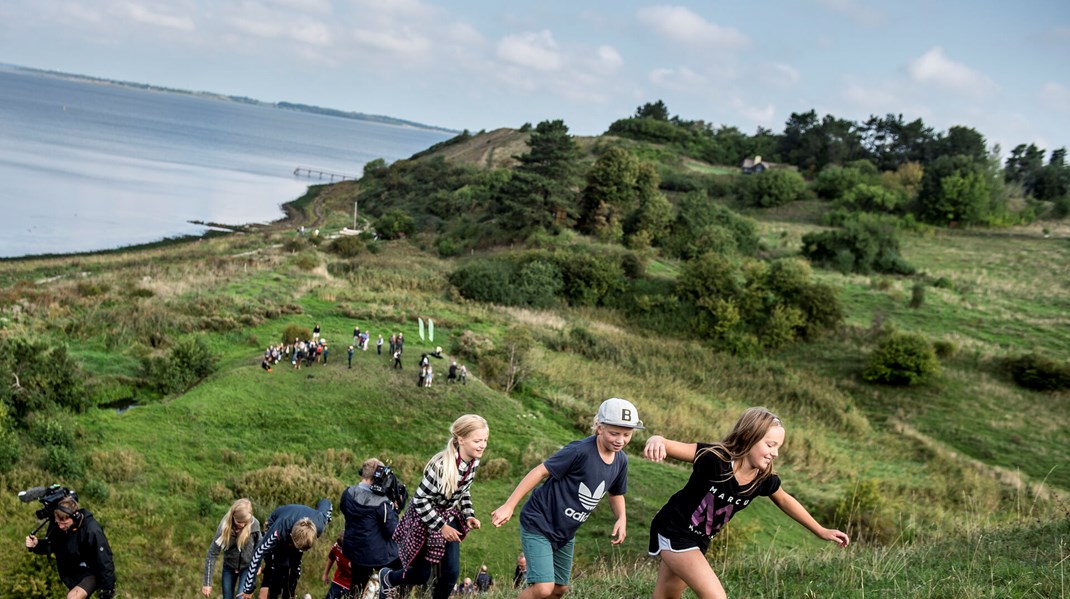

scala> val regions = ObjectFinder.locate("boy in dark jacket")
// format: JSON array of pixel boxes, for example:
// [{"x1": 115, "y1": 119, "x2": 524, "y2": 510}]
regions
[
  {"x1": 25, "y1": 495, "x2": 116, "y2": 598},
  {"x1": 341, "y1": 458, "x2": 400, "y2": 598},
  {"x1": 239, "y1": 499, "x2": 333, "y2": 599}
]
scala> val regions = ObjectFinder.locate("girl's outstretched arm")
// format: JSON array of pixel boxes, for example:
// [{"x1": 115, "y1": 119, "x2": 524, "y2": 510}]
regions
[
  {"x1": 643, "y1": 435, "x2": 699, "y2": 463},
  {"x1": 769, "y1": 487, "x2": 850, "y2": 547}
]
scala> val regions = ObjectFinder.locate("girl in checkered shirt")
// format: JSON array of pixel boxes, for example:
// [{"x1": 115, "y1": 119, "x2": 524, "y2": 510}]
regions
[{"x1": 377, "y1": 415, "x2": 489, "y2": 599}]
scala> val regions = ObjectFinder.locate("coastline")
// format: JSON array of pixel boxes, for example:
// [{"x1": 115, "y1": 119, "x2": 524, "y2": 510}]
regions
[{"x1": 0, "y1": 184, "x2": 328, "y2": 263}]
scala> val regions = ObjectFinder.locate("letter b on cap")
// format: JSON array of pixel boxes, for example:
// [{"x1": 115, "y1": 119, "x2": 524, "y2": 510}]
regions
[{"x1": 621, "y1": 408, "x2": 632, "y2": 422}]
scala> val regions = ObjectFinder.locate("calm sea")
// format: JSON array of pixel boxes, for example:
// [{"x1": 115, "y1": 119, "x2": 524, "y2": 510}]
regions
[{"x1": 0, "y1": 67, "x2": 452, "y2": 258}]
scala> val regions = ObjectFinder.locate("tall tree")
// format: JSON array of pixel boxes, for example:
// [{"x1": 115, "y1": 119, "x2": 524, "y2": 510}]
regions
[
  {"x1": 634, "y1": 100, "x2": 671, "y2": 121},
  {"x1": 578, "y1": 147, "x2": 641, "y2": 240},
  {"x1": 495, "y1": 120, "x2": 582, "y2": 233},
  {"x1": 937, "y1": 126, "x2": 988, "y2": 164},
  {"x1": 917, "y1": 154, "x2": 991, "y2": 225}
]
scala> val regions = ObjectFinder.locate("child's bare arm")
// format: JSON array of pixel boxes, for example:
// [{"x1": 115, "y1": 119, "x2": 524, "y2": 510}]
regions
[
  {"x1": 607, "y1": 494, "x2": 627, "y2": 545},
  {"x1": 643, "y1": 435, "x2": 699, "y2": 463},
  {"x1": 770, "y1": 487, "x2": 850, "y2": 547},
  {"x1": 490, "y1": 464, "x2": 550, "y2": 527}
]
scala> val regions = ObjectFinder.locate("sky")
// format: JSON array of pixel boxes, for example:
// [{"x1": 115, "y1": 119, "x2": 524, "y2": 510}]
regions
[{"x1": 2, "y1": 0, "x2": 1069, "y2": 157}]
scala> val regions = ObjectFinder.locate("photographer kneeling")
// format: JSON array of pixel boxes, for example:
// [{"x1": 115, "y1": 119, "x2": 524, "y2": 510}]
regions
[
  {"x1": 24, "y1": 495, "x2": 117, "y2": 599},
  {"x1": 341, "y1": 459, "x2": 404, "y2": 598}
]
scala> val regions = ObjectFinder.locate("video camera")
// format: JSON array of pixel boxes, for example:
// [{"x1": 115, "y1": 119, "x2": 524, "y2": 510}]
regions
[
  {"x1": 371, "y1": 465, "x2": 409, "y2": 511},
  {"x1": 18, "y1": 484, "x2": 78, "y2": 535}
]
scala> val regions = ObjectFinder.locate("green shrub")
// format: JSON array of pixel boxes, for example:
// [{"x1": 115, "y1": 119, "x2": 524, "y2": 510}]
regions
[
  {"x1": 44, "y1": 444, "x2": 84, "y2": 479},
  {"x1": 450, "y1": 259, "x2": 518, "y2": 305},
  {"x1": 141, "y1": 337, "x2": 217, "y2": 394},
  {"x1": 933, "y1": 339, "x2": 959, "y2": 358},
  {"x1": 27, "y1": 415, "x2": 75, "y2": 449},
  {"x1": 291, "y1": 253, "x2": 318, "y2": 271},
  {"x1": 1004, "y1": 353, "x2": 1070, "y2": 391},
  {"x1": 0, "y1": 428, "x2": 20, "y2": 472},
  {"x1": 863, "y1": 332, "x2": 940, "y2": 385},
  {"x1": 80, "y1": 479, "x2": 110, "y2": 502},
  {"x1": 0, "y1": 339, "x2": 88, "y2": 423},
  {"x1": 802, "y1": 216, "x2": 915, "y2": 275},
  {"x1": 909, "y1": 282, "x2": 926, "y2": 309},
  {"x1": 281, "y1": 324, "x2": 312, "y2": 344},
  {"x1": 665, "y1": 193, "x2": 760, "y2": 259},
  {"x1": 738, "y1": 168, "x2": 810, "y2": 207},
  {"x1": 554, "y1": 251, "x2": 626, "y2": 307},
  {"x1": 0, "y1": 553, "x2": 67, "y2": 598},
  {"x1": 282, "y1": 237, "x2": 307, "y2": 253},
  {"x1": 328, "y1": 235, "x2": 366, "y2": 258}
]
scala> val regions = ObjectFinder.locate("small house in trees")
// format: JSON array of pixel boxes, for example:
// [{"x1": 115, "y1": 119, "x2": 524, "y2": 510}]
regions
[{"x1": 741, "y1": 155, "x2": 789, "y2": 174}]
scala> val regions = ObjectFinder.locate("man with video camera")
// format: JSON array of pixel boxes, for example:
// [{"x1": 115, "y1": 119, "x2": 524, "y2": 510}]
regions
[
  {"x1": 340, "y1": 458, "x2": 405, "y2": 598},
  {"x1": 23, "y1": 489, "x2": 116, "y2": 599}
]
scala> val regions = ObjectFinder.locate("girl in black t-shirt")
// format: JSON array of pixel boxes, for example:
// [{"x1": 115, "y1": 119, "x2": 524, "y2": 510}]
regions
[{"x1": 643, "y1": 407, "x2": 849, "y2": 599}]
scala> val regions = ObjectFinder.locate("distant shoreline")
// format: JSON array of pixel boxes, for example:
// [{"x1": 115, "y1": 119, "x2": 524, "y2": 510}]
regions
[
  {"x1": 0, "y1": 185, "x2": 320, "y2": 263},
  {"x1": 0, "y1": 62, "x2": 458, "y2": 134}
]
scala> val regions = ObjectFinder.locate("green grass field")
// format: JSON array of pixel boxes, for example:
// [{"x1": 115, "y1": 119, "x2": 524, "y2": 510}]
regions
[{"x1": 1, "y1": 193, "x2": 1068, "y2": 598}]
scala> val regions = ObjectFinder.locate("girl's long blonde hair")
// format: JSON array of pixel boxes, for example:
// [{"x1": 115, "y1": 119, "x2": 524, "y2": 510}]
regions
[
  {"x1": 701, "y1": 407, "x2": 783, "y2": 493},
  {"x1": 216, "y1": 498, "x2": 255, "y2": 550},
  {"x1": 427, "y1": 414, "x2": 488, "y2": 499}
]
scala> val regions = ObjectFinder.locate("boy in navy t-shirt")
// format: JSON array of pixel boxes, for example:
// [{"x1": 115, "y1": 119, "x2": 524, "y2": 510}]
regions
[{"x1": 490, "y1": 398, "x2": 643, "y2": 599}]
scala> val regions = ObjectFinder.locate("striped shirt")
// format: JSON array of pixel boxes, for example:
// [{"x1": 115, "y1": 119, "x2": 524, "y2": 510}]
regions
[{"x1": 411, "y1": 456, "x2": 479, "y2": 532}]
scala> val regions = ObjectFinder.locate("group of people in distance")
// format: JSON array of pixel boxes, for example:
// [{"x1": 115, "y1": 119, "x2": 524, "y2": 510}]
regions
[{"x1": 25, "y1": 394, "x2": 847, "y2": 599}]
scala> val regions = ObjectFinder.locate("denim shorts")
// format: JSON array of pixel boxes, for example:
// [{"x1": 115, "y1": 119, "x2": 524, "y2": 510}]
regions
[{"x1": 519, "y1": 523, "x2": 575, "y2": 586}]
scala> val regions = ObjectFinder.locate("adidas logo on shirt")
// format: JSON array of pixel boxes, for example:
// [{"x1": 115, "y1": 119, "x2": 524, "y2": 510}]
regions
[{"x1": 564, "y1": 481, "x2": 606, "y2": 522}]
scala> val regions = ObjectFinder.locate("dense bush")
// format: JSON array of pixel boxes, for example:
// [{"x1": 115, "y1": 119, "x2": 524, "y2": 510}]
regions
[
  {"x1": 449, "y1": 260, "x2": 526, "y2": 306},
  {"x1": 1003, "y1": 353, "x2": 1070, "y2": 391},
  {"x1": 801, "y1": 216, "x2": 915, "y2": 275},
  {"x1": 664, "y1": 192, "x2": 759, "y2": 259},
  {"x1": 327, "y1": 235, "x2": 366, "y2": 258},
  {"x1": 0, "y1": 338, "x2": 88, "y2": 424},
  {"x1": 676, "y1": 253, "x2": 843, "y2": 352},
  {"x1": 812, "y1": 164, "x2": 868, "y2": 200},
  {"x1": 863, "y1": 332, "x2": 940, "y2": 385},
  {"x1": 280, "y1": 324, "x2": 312, "y2": 344},
  {"x1": 141, "y1": 338, "x2": 217, "y2": 395},
  {"x1": 375, "y1": 209, "x2": 416, "y2": 240},
  {"x1": 555, "y1": 251, "x2": 627, "y2": 307},
  {"x1": 738, "y1": 168, "x2": 810, "y2": 207}
]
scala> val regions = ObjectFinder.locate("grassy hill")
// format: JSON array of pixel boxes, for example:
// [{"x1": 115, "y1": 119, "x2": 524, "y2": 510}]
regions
[{"x1": 0, "y1": 130, "x2": 1067, "y2": 598}]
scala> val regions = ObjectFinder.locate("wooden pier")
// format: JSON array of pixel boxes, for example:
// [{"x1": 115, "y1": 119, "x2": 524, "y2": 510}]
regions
[{"x1": 293, "y1": 167, "x2": 356, "y2": 182}]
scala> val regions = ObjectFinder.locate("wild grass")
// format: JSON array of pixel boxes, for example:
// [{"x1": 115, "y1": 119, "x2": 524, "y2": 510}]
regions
[{"x1": 1, "y1": 210, "x2": 1068, "y2": 597}]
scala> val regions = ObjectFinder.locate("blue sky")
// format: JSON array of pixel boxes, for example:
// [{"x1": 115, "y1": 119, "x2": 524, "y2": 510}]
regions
[{"x1": 2, "y1": 0, "x2": 1068, "y2": 157}]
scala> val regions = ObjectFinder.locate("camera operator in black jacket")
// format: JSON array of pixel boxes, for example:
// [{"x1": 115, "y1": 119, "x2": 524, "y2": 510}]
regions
[
  {"x1": 341, "y1": 458, "x2": 402, "y2": 598},
  {"x1": 25, "y1": 495, "x2": 116, "y2": 599}
]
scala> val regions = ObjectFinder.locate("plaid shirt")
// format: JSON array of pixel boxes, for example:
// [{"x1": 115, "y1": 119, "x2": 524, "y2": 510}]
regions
[{"x1": 411, "y1": 456, "x2": 479, "y2": 532}]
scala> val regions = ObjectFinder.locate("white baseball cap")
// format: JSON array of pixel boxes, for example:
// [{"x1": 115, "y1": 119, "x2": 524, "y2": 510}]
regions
[{"x1": 597, "y1": 397, "x2": 644, "y2": 429}]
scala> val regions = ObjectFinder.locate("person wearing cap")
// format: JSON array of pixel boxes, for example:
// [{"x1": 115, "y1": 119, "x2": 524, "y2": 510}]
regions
[{"x1": 490, "y1": 397, "x2": 643, "y2": 599}]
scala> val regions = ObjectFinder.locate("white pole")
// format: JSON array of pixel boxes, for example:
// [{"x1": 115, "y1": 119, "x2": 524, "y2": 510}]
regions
[{"x1": 353, "y1": 201, "x2": 358, "y2": 230}]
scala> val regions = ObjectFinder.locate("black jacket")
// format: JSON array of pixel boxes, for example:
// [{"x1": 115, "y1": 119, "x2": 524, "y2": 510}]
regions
[
  {"x1": 29, "y1": 509, "x2": 116, "y2": 593},
  {"x1": 340, "y1": 483, "x2": 399, "y2": 567}
]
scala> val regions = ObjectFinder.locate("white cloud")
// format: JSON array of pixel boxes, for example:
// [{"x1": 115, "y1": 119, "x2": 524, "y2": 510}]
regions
[
  {"x1": 759, "y1": 62, "x2": 800, "y2": 86},
  {"x1": 818, "y1": 0, "x2": 888, "y2": 27},
  {"x1": 122, "y1": 2, "x2": 195, "y2": 31},
  {"x1": 352, "y1": 26, "x2": 431, "y2": 57},
  {"x1": 908, "y1": 47, "x2": 997, "y2": 96},
  {"x1": 649, "y1": 66, "x2": 706, "y2": 89},
  {"x1": 636, "y1": 5, "x2": 748, "y2": 48},
  {"x1": 261, "y1": 0, "x2": 332, "y2": 14},
  {"x1": 1040, "y1": 82, "x2": 1070, "y2": 112},
  {"x1": 596, "y1": 45, "x2": 623, "y2": 73},
  {"x1": 731, "y1": 96, "x2": 775, "y2": 124},
  {"x1": 497, "y1": 30, "x2": 562, "y2": 71}
]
